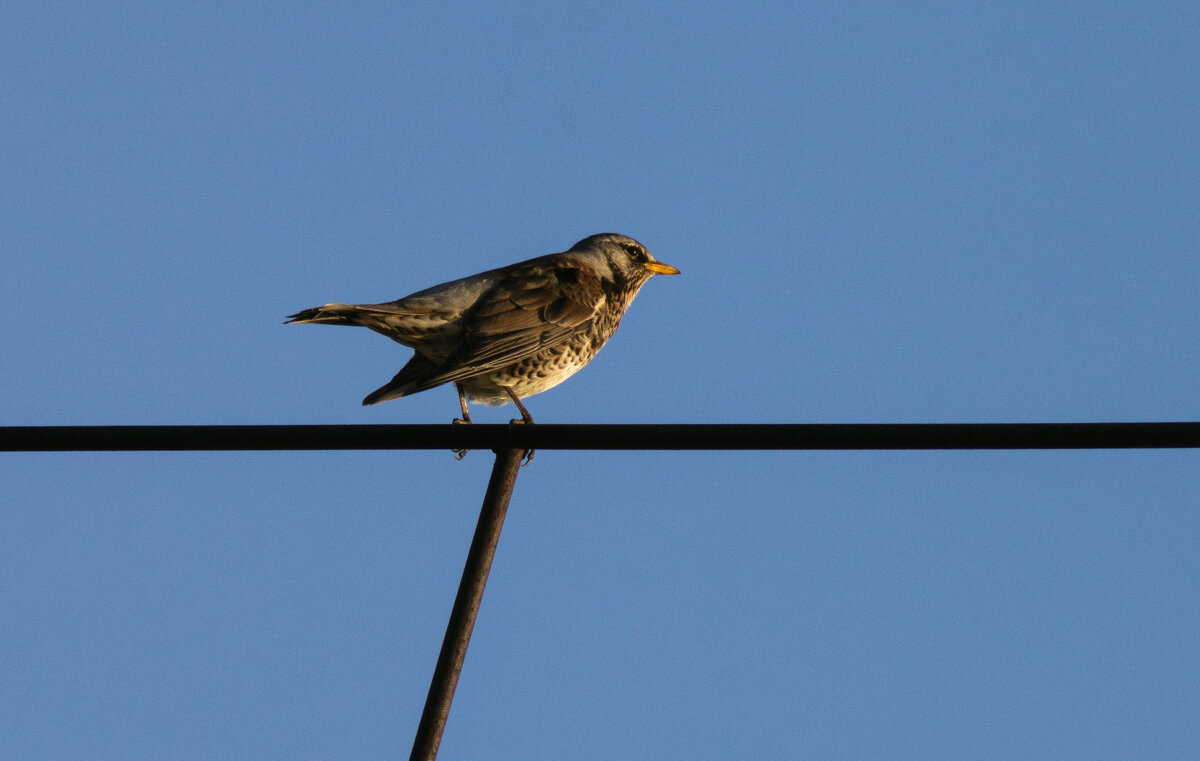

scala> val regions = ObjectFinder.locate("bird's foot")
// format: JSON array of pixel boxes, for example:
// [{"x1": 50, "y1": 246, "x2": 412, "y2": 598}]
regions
[
  {"x1": 508, "y1": 417, "x2": 535, "y2": 466},
  {"x1": 501, "y1": 387, "x2": 535, "y2": 465},
  {"x1": 452, "y1": 415, "x2": 471, "y2": 460}
]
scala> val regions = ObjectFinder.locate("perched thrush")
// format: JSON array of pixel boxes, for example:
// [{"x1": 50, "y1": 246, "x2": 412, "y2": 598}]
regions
[{"x1": 286, "y1": 233, "x2": 679, "y2": 450}]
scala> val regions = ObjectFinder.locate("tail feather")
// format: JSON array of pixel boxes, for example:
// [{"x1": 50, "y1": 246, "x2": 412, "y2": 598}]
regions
[
  {"x1": 284, "y1": 304, "x2": 362, "y2": 325},
  {"x1": 288, "y1": 303, "x2": 447, "y2": 405}
]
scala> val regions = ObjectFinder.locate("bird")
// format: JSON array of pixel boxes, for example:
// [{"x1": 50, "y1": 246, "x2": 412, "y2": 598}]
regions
[{"x1": 286, "y1": 233, "x2": 679, "y2": 459}]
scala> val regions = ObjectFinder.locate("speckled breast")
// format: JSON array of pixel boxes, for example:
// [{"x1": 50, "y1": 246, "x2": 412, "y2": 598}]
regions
[{"x1": 461, "y1": 307, "x2": 626, "y2": 405}]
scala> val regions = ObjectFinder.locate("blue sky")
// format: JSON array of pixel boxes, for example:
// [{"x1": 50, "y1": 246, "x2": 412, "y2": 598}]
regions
[{"x1": 3, "y1": 2, "x2": 1199, "y2": 758}]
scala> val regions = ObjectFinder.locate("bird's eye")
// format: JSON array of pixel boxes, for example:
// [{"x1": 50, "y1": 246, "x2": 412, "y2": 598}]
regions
[{"x1": 623, "y1": 244, "x2": 644, "y2": 260}]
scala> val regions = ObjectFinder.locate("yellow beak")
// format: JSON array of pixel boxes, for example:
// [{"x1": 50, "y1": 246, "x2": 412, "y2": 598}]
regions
[{"x1": 644, "y1": 261, "x2": 681, "y2": 275}]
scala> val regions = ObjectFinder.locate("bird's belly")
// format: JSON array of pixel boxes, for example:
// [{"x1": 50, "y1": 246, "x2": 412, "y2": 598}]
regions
[{"x1": 460, "y1": 342, "x2": 598, "y2": 406}]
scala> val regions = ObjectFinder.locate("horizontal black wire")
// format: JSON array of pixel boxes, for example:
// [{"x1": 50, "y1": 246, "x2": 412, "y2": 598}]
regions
[{"x1": 2, "y1": 422, "x2": 1199, "y2": 452}]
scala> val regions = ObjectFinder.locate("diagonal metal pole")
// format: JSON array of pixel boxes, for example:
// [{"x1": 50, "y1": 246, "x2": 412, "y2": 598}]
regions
[{"x1": 409, "y1": 446, "x2": 524, "y2": 761}]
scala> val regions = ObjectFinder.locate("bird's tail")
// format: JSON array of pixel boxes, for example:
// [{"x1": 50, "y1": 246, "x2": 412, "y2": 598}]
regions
[
  {"x1": 287, "y1": 303, "x2": 441, "y2": 405},
  {"x1": 284, "y1": 304, "x2": 364, "y2": 325}
]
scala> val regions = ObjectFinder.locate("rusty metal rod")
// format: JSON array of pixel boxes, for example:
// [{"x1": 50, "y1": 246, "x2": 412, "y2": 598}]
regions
[
  {"x1": 4, "y1": 422, "x2": 1200, "y2": 452},
  {"x1": 409, "y1": 447, "x2": 524, "y2": 761}
]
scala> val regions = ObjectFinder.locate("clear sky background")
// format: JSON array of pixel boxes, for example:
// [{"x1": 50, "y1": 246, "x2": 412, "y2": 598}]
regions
[{"x1": 3, "y1": 2, "x2": 1199, "y2": 759}]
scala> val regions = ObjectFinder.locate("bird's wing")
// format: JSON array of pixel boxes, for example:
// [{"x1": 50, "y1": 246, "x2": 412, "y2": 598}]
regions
[{"x1": 408, "y1": 256, "x2": 605, "y2": 389}]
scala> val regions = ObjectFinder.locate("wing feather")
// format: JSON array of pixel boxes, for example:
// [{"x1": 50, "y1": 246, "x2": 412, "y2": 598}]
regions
[{"x1": 406, "y1": 258, "x2": 604, "y2": 390}]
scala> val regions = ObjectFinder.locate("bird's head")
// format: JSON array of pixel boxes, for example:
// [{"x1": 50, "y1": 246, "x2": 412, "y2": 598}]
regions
[{"x1": 568, "y1": 233, "x2": 680, "y2": 288}]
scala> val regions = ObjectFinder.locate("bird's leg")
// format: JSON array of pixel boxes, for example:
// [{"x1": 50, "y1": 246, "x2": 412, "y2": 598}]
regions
[
  {"x1": 452, "y1": 383, "x2": 472, "y2": 460},
  {"x1": 454, "y1": 383, "x2": 473, "y2": 424},
  {"x1": 503, "y1": 386, "x2": 535, "y2": 465},
  {"x1": 503, "y1": 387, "x2": 535, "y2": 424}
]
